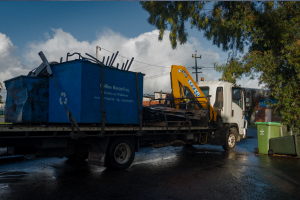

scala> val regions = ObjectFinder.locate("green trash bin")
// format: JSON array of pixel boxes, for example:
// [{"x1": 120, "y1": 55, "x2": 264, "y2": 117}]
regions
[
  {"x1": 255, "y1": 122, "x2": 282, "y2": 154},
  {"x1": 269, "y1": 128, "x2": 300, "y2": 156}
]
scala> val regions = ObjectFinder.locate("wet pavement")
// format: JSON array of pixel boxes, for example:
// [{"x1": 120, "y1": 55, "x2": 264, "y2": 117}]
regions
[{"x1": 1, "y1": 128, "x2": 300, "y2": 200}]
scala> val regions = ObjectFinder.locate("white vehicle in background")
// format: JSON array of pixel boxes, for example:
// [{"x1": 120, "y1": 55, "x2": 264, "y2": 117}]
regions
[{"x1": 197, "y1": 79, "x2": 247, "y2": 145}]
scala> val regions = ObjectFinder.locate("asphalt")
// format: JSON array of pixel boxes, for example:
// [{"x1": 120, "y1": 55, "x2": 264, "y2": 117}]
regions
[{"x1": 0, "y1": 128, "x2": 300, "y2": 200}]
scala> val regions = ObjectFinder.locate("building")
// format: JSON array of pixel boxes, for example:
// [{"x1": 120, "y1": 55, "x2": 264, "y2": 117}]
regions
[
  {"x1": 143, "y1": 92, "x2": 169, "y2": 106},
  {"x1": 244, "y1": 88, "x2": 280, "y2": 123}
]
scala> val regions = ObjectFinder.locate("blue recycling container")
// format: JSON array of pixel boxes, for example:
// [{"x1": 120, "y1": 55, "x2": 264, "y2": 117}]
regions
[
  {"x1": 4, "y1": 76, "x2": 49, "y2": 123},
  {"x1": 49, "y1": 60, "x2": 144, "y2": 124}
]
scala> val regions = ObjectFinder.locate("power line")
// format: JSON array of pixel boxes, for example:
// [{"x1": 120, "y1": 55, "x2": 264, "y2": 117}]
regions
[
  {"x1": 134, "y1": 56, "x2": 192, "y2": 72},
  {"x1": 99, "y1": 47, "x2": 169, "y2": 70},
  {"x1": 98, "y1": 46, "x2": 225, "y2": 72},
  {"x1": 144, "y1": 72, "x2": 170, "y2": 80}
]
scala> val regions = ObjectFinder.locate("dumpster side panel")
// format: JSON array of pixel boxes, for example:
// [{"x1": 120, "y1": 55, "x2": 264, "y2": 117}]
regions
[
  {"x1": 49, "y1": 60, "x2": 144, "y2": 124},
  {"x1": 80, "y1": 62, "x2": 144, "y2": 124},
  {"x1": 80, "y1": 62, "x2": 102, "y2": 123},
  {"x1": 102, "y1": 69, "x2": 143, "y2": 124},
  {"x1": 4, "y1": 76, "x2": 49, "y2": 123},
  {"x1": 49, "y1": 62, "x2": 82, "y2": 123},
  {"x1": 295, "y1": 133, "x2": 300, "y2": 156},
  {"x1": 269, "y1": 136, "x2": 297, "y2": 155}
]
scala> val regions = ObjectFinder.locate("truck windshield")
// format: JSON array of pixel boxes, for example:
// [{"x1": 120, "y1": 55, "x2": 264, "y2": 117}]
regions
[
  {"x1": 232, "y1": 88, "x2": 243, "y2": 109},
  {"x1": 199, "y1": 87, "x2": 209, "y2": 97}
]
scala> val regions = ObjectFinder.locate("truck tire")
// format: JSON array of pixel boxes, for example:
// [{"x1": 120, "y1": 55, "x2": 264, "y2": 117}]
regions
[
  {"x1": 105, "y1": 138, "x2": 135, "y2": 170},
  {"x1": 222, "y1": 127, "x2": 238, "y2": 151}
]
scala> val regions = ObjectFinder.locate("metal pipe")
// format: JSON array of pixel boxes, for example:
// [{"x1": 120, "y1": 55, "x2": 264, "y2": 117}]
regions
[
  {"x1": 96, "y1": 46, "x2": 99, "y2": 60},
  {"x1": 109, "y1": 53, "x2": 114, "y2": 67},
  {"x1": 126, "y1": 57, "x2": 134, "y2": 71},
  {"x1": 85, "y1": 53, "x2": 102, "y2": 65},
  {"x1": 124, "y1": 60, "x2": 129, "y2": 70},
  {"x1": 110, "y1": 51, "x2": 119, "y2": 67},
  {"x1": 106, "y1": 56, "x2": 110, "y2": 66}
]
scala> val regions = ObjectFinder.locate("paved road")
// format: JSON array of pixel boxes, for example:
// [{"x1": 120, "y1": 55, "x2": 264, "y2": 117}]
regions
[{"x1": 0, "y1": 128, "x2": 300, "y2": 200}]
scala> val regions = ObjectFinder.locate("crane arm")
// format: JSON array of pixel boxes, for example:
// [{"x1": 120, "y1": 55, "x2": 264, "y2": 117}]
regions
[{"x1": 170, "y1": 65, "x2": 217, "y2": 122}]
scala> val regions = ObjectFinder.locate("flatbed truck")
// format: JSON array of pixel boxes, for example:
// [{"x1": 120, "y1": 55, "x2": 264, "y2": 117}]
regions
[{"x1": 0, "y1": 53, "x2": 247, "y2": 170}]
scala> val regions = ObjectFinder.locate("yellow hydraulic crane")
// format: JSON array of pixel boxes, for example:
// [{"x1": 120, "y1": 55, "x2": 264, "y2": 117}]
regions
[{"x1": 170, "y1": 65, "x2": 218, "y2": 122}]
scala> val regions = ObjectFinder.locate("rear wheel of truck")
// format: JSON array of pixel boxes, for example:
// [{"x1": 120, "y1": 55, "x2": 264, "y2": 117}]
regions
[
  {"x1": 105, "y1": 138, "x2": 135, "y2": 170},
  {"x1": 222, "y1": 127, "x2": 238, "y2": 151}
]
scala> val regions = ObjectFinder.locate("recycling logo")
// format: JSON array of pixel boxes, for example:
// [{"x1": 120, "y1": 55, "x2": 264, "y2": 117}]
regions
[
  {"x1": 59, "y1": 92, "x2": 67, "y2": 105},
  {"x1": 260, "y1": 129, "x2": 264, "y2": 135}
]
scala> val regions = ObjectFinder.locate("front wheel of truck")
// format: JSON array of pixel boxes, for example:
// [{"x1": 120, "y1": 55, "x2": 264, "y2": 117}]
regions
[
  {"x1": 105, "y1": 138, "x2": 135, "y2": 170},
  {"x1": 222, "y1": 127, "x2": 238, "y2": 151}
]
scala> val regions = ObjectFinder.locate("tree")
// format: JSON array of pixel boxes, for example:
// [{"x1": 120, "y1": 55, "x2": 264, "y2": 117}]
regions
[{"x1": 141, "y1": 1, "x2": 300, "y2": 127}]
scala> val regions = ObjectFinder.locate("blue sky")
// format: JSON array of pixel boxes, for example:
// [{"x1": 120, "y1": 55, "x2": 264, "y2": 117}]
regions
[{"x1": 0, "y1": 1, "x2": 260, "y2": 101}]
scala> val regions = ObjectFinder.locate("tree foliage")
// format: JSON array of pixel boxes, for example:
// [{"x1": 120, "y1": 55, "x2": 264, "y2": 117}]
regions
[{"x1": 141, "y1": 1, "x2": 300, "y2": 127}]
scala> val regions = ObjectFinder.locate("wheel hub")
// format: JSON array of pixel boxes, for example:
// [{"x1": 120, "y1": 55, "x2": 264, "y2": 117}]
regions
[
  {"x1": 114, "y1": 143, "x2": 131, "y2": 164},
  {"x1": 228, "y1": 134, "x2": 236, "y2": 148}
]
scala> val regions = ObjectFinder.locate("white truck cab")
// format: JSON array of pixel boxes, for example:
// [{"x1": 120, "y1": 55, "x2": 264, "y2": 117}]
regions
[{"x1": 197, "y1": 80, "x2": 247, "y2": 140}]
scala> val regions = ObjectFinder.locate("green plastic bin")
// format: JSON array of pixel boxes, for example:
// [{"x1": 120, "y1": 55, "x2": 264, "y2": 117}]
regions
[
  {"x1": 255, "y1": 122, "x2": 282, "y2": 154},
  {"x1": 269, "y1": 128, "x2": 300, "y2": 156}
]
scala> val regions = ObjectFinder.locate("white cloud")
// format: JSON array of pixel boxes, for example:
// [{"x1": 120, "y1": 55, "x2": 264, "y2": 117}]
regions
[
  {"x1": 1, "y1": 28, "x2": 265, "y2": 102},
  {"x1": 0, "y1": 33, "x2": 30, "y2": 101},
  {"x1": 23, "y1": 28, "x2": 222, "y2": 94},
  {"x1": 0, "y1": 33, "x2": 29, "y2": 81}
]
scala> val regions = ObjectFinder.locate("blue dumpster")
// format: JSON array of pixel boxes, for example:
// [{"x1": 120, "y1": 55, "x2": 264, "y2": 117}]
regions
[
  {"x1": 49, "y1": 60, "x2": 144, "y2": 124},
  {"x1": 4, "y1": 76, "x2": 49, "y2": 123}
]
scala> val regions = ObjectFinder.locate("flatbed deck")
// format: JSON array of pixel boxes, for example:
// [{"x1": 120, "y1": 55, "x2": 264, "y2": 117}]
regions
[{"x1": 0, "y1": 124, "x2": 211, "y2": 138}]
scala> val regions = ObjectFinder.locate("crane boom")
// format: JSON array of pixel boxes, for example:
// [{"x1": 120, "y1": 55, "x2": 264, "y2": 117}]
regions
[{"x1": 170, "y1": 65, "x2": 218, "y2": 122}]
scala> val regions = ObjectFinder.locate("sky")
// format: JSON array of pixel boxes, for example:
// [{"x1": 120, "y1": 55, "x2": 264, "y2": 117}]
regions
[{"x1": 0, "y1": 1, "x2": 262, "y2": 101}]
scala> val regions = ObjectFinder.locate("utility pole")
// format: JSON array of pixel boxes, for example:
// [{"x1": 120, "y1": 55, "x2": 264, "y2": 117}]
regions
[{"x1": 192, "y1": 50, "x2": 202, "y2": 82}]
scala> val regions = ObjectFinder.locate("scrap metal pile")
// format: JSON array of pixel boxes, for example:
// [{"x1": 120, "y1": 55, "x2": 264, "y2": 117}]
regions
[
  {"x1": 143, "y1": 106, "x2": 195, "y2": 122},
  {"x1": 142, "y1": 105, "x2": 209, "y2": 127}
]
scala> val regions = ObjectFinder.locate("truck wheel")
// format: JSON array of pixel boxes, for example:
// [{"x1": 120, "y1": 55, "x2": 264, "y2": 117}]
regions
[
  {"x1": 105, "y1": 138, "x2": 135, "y2": 170},
  {"x1": 222, "y1": 127, "x2": 238, "y2": 151}
]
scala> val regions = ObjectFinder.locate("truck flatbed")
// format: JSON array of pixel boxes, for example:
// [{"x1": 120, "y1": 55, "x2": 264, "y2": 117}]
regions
[{"x1": 0, "y1": 124, "x2": 211, "y2": 138}]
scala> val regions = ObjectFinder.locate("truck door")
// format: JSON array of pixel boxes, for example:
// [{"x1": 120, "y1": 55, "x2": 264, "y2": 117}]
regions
[{"x1": 232, "y1": 87, "x2": 245, "y2": 135}]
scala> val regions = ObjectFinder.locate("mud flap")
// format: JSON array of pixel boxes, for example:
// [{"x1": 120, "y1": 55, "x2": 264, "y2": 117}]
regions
[
  {"x1": 87, "y1": 137, "x2": 109, "y2": 166},
  {"x1": 88, "y1": 152, "x2": 106, "y2": 166},
  {"x1": 211, "y1": 124, "x2": 229, "y2": 146}
]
